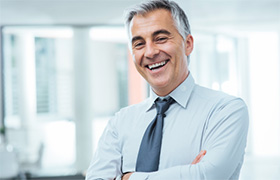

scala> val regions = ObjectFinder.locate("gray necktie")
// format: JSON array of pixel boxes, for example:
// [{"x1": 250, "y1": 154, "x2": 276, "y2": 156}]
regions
[{"x1": 136, "y1": 97, "x2": 174, "y2": 172}]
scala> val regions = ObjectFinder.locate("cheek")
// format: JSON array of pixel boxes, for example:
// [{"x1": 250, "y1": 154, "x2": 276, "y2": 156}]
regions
[
  {"x1": 132, "y1": 51, "x2": 142, "y2": 65},
  {"x1": 161, "y1": 42, "x2": 181, "y2": 57}
]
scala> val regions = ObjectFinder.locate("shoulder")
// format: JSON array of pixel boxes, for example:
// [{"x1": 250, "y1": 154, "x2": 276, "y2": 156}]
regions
[
  {"x1": 192, "y1": 85, "x2": 248, "y2": 124},
  {"x1": 117, "y1": 98, "x2": 150, "y2": 115},
  {"x1": 192, "y1": 85, "x2": 249, "y2": 129},
  {"x1": 106, "y1": 98, "x2": 151, "y2": 134},
  {"x1": 192, "y1": 84, "x2": 246, "y2": 108},
  {"x1": 111, "y1": 98, "x2": 150, "y2": 126}
]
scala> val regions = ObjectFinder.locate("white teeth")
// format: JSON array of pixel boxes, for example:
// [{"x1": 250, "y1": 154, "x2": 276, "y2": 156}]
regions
[{"x1": 148, "y1": 61, "x2": 167, "y2": 70}]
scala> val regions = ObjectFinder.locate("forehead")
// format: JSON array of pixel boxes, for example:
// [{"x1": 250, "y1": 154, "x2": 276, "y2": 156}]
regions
[{"x1": 130, "y1": 9, "x2": 177, "y2": 37}]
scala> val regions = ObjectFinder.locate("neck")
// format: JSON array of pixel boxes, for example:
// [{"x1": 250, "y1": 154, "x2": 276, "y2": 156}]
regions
[{"x1": 153, "y1": 71, "x2": 189, "y2": 96}]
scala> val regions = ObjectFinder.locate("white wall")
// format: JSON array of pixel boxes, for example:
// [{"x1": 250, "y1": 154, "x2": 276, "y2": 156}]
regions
[{"x1": 248, "y1": 32, "x2": 280, "y2": 156}]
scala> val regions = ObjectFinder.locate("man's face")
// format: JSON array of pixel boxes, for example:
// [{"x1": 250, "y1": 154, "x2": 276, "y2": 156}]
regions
[{"x1": 130, "y1": 9, "x2": 193, "y2": 96}]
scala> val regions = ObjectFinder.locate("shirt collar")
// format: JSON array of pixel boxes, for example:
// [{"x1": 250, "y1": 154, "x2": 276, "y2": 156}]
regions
[{"x1": 145, "y1": 72, "x2": 196, "y2": 111}]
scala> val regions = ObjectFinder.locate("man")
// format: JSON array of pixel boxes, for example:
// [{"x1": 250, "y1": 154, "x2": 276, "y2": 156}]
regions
[{"x1": 86, "y1": 0, "x2": 249, "y2": 179}]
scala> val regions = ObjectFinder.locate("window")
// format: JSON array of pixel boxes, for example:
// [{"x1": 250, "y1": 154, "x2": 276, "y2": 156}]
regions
[
  {"x1": 2, "y1": 26, "x2": 76, "y2": 170},
  {"x1": 1, "y1": 26, "x2": 135, "y2": 173}
]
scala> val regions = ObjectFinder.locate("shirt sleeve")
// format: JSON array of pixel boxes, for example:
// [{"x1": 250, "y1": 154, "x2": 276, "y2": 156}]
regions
[
  {"x1": 86, "y1": 115, "x2": 122, "y2": 180},
  {"x1": 130, "y1": 98, "x2": 249, "y2": 180}
]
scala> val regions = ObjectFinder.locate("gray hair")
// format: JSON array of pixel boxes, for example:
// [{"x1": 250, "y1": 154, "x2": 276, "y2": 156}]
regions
[
  {"x1": 124, "y1": 0, "x2": 191, "y2": 62},
  {"x1": 124, "y1": 0, "x2": 191, "y2": 40}
]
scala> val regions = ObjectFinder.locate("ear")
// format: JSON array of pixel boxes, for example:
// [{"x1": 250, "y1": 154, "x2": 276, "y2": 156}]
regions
[{"x1": 184, "y1": 34, "x2": 194, "y2": 56}]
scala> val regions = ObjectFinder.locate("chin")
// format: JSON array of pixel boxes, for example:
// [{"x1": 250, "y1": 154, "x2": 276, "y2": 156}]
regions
[{"x1": 150, "y1": 80, "x2": 170, "y2": 90}]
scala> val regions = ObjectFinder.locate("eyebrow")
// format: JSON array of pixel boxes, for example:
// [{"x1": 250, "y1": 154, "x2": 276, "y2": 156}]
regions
[
  {"x1": 152, "y1": 29, "x2": 171, "y2": 37},
  {"x1": 131, "y1": 29, "x2": 171, "y2": 45},
  {"x1": 131, "y1": 36, "x2": 143, "y2": 45}
]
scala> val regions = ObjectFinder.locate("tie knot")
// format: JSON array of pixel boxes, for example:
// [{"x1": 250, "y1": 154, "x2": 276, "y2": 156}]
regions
[{"x1": 155, "y1": 98, "x2": 174, "y2": 115}]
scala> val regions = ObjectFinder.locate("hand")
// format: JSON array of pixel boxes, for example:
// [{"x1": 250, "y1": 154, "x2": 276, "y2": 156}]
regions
[
  {"x1": 122, "y1": 172, "x2": 133, "y2": 180},
  {"x1": 191, "y1": 150, "x2": 207, "y2": 164}
]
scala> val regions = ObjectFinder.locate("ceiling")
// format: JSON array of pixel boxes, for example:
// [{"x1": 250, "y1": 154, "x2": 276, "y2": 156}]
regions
[{"x1": 0, "y1": 0, "x2": 280, "y2": 33}]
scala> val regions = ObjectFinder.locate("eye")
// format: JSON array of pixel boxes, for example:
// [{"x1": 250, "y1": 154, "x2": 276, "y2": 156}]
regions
[
  {"x1": 133, "y1": 41, "x2": 145, "y2": 49},
  {"x1": 156, "y1": 37, "x2": 168, "y2": 43},
  {"x1": 136, "y1": 42, "x2": 144, "y2": 47}
]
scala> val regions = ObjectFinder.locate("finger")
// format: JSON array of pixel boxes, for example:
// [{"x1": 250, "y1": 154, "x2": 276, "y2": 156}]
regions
[
  {"x1": 191, "y1": 154, "x2": 201, "y2": 164},
  {"x1": 122, "y1": 172, "x2": 133, "y2": 180},
  {"x1": 191, "y1": 150, "x2": 205, "y2": 164},
  {"x1": 196, "y1": 150, "x2": 206, "y2": 163},
  {"x1": 191, "y1": 151, "x2": 203, "y2": 164},
  {"x1": 191, "y1": 150, "x2": 207, "y2": 164}
]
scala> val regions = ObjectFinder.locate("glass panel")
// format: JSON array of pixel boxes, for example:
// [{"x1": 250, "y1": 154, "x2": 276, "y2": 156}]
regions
[
  {"x1": 190, "y1": 33, "x2": 238, "y2": 96},
  {"x1": 1, "y1": 26, "x2": 134, "y2": 175},
  {"x1": 2, "y1": 26, "x2": 76, "y2": 173}
]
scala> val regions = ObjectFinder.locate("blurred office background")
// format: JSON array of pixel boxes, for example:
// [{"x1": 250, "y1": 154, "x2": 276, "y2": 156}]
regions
[{"x1": 0, "y1": 0, "x2": 280, "y2": 179}]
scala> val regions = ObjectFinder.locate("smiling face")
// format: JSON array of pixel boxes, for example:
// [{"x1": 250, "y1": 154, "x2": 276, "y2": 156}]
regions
[{"x1": 130, "y1": 9, "x2": 193, "y2": 96}]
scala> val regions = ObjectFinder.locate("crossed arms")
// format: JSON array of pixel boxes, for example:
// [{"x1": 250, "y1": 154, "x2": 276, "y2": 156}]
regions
[
  {"x1": 122, "y1": 150, "x2": 207, "y2": 179},
  {"x1": 86, "y1": 98, "x2": 249, "y2": 180}
]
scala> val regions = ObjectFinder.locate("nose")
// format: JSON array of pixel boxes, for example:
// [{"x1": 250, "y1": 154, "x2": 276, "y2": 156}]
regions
[{"x1": 144, "y1": 42, "x2": 159, "y2": 59}]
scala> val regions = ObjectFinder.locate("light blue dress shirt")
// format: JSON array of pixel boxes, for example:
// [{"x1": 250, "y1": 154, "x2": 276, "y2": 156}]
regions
[{"x1": 86, "y1": 73, "x2": 249, "y2": 180}]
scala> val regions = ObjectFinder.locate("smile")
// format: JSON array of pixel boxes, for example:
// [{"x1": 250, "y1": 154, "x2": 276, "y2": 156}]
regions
[{"x1": 146, "y1": 60, "x2": 169, "y2": 70}]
